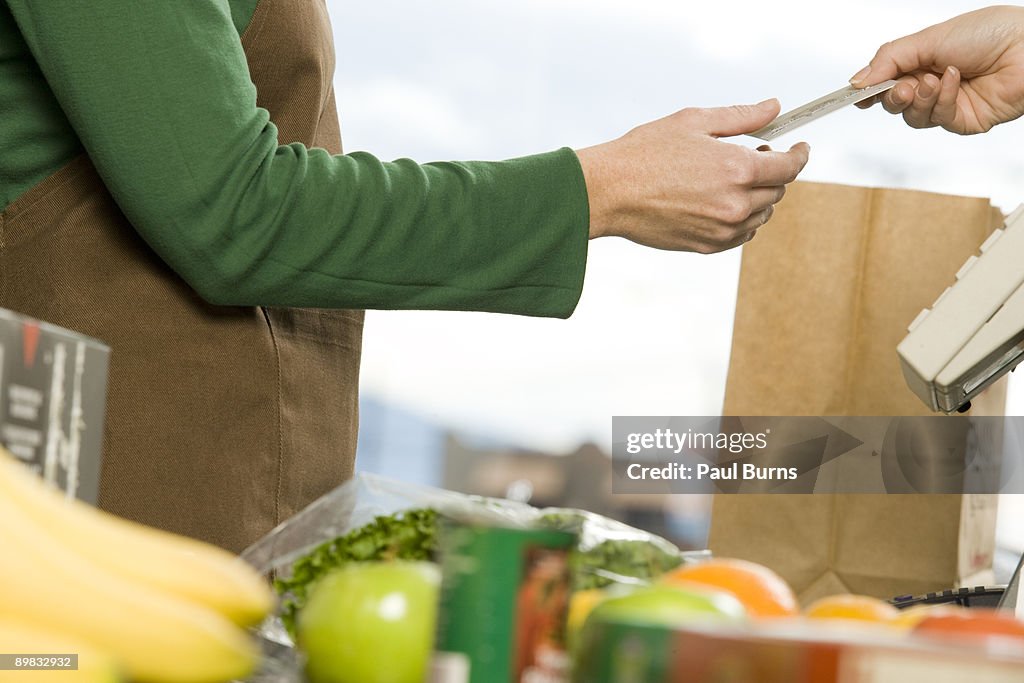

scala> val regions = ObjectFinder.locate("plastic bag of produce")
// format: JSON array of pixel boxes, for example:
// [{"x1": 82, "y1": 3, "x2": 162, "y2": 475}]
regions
[{"x1": 240, "y1": 472, "x2": 695, "y2": 656}]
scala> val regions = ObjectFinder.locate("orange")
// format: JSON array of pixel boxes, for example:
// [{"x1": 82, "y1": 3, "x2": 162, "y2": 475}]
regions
[
  {"x1": 804, "y1": 594, "x2": 900, "y2": 623},
  {"x1": 659, "y1": 558, "x2": 799, "y2": 618}
]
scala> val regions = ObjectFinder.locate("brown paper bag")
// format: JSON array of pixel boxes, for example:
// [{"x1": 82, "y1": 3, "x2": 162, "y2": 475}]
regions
[{"x1": 708, "y1": 181, "x2": 1003, "y2": 603}]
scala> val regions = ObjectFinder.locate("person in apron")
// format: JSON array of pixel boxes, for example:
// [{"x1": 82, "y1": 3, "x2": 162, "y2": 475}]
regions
[{"x1": 0, "y1": 0, "x2": 808, "y2": 552}]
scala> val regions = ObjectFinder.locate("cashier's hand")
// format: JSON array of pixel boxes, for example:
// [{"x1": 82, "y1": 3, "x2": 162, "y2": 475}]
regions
[
  {"x1": 852, "y1": 5, "x2": 1024, "y2": 134},
  {"x1": 576, "y1": 100, "x2": 810, "y2": 254}
]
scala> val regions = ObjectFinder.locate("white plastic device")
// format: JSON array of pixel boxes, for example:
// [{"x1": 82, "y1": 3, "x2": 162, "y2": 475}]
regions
[{"x1": 898, "y1": 205, "x2": 1024, "y2": 413}]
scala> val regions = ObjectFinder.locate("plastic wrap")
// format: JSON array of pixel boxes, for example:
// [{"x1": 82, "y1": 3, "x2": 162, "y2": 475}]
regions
[{"x1": 239, "y1": 472, "x2": 704, "y2": 682}]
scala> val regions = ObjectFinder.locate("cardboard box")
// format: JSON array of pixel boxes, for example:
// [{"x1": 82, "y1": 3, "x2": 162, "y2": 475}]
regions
[{"x1": 0, "y1": 308, "x2": 110, "y2": 503}]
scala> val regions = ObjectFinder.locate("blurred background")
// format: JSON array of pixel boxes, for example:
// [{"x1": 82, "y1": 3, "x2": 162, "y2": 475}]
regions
[{"x1": 327, "y1": 0, "x2": 1024, "y2": 573}]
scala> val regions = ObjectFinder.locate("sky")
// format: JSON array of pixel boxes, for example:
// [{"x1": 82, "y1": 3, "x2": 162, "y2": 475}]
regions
[{"x1": 324, "y1": 1, "x2": 1024, "y2": 547}]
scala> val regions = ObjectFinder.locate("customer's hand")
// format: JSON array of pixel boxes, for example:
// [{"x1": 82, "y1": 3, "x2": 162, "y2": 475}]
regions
[
  {"x1": 576, "y1": 99, "x2": 810, "y2": 254},
  {"x1": 852, "y1": 5, "x2": 1024, "y2": 134}
]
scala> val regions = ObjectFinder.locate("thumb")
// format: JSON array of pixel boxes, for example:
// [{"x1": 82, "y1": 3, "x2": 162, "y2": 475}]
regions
[
  {"x1": 696, "y1": 99, "x2": 781, "y2": 137},
  {"x1": 851, "y1": 33, "x2": 932, "y2": 87}
]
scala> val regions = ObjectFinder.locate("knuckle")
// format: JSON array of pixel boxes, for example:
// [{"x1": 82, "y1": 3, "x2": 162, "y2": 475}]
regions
[
  {"x1": 725, "y1": 153, "x2": 756, "y2": 185},
  {"x1": 717, "y1": 196, "x2": 750, "y2": 223},
  {"x1": 712, "y1": 200, "x2": 745, "y2": 224},
  {"x1": 676, "y1": 107, "x2": 701, "y2": 123}
]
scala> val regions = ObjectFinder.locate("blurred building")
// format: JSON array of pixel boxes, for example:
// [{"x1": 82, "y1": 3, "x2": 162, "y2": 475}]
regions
[{"x1": 443, "y1": 435, "x2": 710, "y2": 550}]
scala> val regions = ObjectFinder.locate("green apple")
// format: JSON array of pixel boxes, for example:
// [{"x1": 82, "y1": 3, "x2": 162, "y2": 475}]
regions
[
  {"x1": 296, "y1": 561, "x2": 441, "y2": 683},
  {"x1": 585, "y1": 582, "x2": 747, "y2": 629},
  {"x1": 573, "y1": 583, "x2": 748, "y2": 682}
]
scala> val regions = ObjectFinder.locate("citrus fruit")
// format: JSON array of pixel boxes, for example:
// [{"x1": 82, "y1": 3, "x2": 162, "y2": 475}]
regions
[
  {"x1": 804, "y1": 594, "x2": 900, "y2": 622},
  {"x1": 659, "y1": 558, "x2": 798, "y2": 618}
]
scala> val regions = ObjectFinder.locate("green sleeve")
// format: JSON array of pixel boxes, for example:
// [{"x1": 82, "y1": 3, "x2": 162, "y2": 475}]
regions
[{"x1": 4, "y1": 1, "x2": 589, "y2": 317}]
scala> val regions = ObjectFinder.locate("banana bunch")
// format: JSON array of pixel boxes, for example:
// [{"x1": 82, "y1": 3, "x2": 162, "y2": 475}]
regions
[
  {"x1": 0, "y1": 449, "x2": 274, "y2": 683},
  {"x1": 0, "y1": 620, "x2": 118, "y2": 683}
]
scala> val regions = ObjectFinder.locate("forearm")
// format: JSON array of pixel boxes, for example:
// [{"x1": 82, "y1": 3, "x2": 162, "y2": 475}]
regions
[{"x1": 174, "y1": 145, "x2": 590, "y2": 316}]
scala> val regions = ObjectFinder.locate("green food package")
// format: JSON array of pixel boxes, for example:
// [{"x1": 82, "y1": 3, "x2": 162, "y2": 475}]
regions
[
  {"x1": 433, "y1": 522, "x2": 576, "y2": 683},
  {"x1": 573, "y1": 620, "x2": 674, "y2": 683}
]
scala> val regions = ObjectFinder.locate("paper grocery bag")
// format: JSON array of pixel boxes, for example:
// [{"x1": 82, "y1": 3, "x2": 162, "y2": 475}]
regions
[{"x1": 708, "y1": 181, "x2": 1004, "y2": 603}]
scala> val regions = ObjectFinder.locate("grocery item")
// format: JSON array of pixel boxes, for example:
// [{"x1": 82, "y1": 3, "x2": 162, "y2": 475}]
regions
[
  {"x1": 243, "y1": 473, "x2": 701, "y2": 682},
  {"x1": 574, "y1": 617, "x2": 1024, "y2": 683},
  {"x1": 804, "y1": 594, "x2": 901, "y2": 623},
  {"x1": 275, "y1": 508, "x2": 438, "y2": 634},
  {"x1": 572, "y1": 621, "x2": 675, "y2": 683},
  {"x1": 891, "y1": 603, "x2": 963, "y2": 630},
  {"x1": 536, "y1": 510, "x2": 682, "y2": 591},
  {"x1": 0, "y1": 307, "x2": 109, "y2": 504},
  {"x1": 914, "y1": 609, "x2": 1024, "y2": 644},
  {"x1": 297, "y1": 561, "x2": 441, "y2": 683},
  {"x1": 574, "y1": 584, "x2": 747, "y2": 683},
  {"x1": 0, "y1": 451, "x2": 272, "y2": 626},
  {"x1": 0, "y1": 449, "x2": 268, "y2": 683},
  {"x1": 0, "y1": 619, "x2": 121, "y2": 683},
  {"x1": 433, "y1": 523, "x2": 576, "y2": 683},
  {"x1": 566, "y1": 588, "x2": 614, "y2": 651},
  {"x1": 583, "y1": 583, "x2": 747, "y2": 630},
  {"x1": 272, "y1": 504, "x2": 682, "y2": 635},
  {"x1": 659, "y1": 558, "x2": 799, "y2": 618}
]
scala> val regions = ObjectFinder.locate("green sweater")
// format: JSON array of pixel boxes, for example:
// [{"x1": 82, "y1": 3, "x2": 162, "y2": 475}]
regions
[{"x1": 0, "y1": 0, "x2": 589, "y2": 317}]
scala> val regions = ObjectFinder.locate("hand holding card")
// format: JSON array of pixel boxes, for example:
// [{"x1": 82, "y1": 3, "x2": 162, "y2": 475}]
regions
[{"x1": 748, "y1": 81, "x2": 897, "y2": 141}]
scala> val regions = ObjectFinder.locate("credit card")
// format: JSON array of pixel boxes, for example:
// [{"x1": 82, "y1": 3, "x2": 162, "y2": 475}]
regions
[{"x1": 749, "y1": 80, "x2": 898, "y2": 141}]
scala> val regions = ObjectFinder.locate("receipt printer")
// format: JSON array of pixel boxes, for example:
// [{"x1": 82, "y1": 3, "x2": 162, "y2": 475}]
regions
[{"x1": 899, "y1": 205, "x2": 1024, "y2": 413}]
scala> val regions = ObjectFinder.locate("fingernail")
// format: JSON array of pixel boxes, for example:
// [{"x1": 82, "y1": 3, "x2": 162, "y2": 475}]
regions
[
  {"x1": 849, "y1": 66, "x2": 871, "y2": 85},
  {"x1": 918, "y1": 80, "x2": 935, "y2": 98}
]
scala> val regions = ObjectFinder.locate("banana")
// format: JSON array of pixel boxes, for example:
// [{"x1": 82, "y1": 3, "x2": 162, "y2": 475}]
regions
[
  {"x1": 0, "y1": 619, "x2": 122, "y2": 683},
  {"x1": 0, "y1": 449, "x2": 272, "y2": 626},
  {"x1": 0, "y1": 491, "x2": 259, "y2": 683}
]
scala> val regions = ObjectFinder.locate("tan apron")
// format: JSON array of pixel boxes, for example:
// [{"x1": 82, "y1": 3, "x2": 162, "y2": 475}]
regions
[{"x1": 0, "y1": 0, "x2": 362, "y2": 553}]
